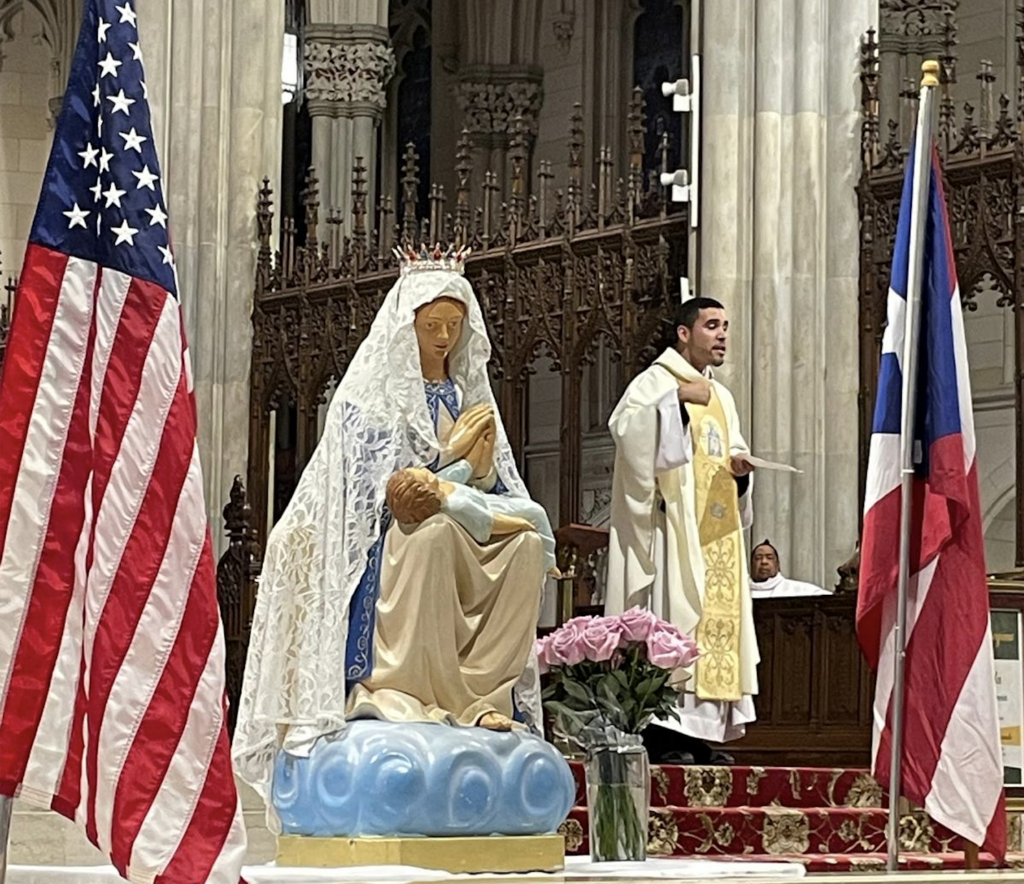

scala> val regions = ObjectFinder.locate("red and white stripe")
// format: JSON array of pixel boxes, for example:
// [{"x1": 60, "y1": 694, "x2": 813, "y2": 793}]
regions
[
  {"x1": 0, "y1": 246, "x2": 246, "y2": 883},
  {"x1": 860, "y1": 281, "x2": 1005, "y2": 857}
]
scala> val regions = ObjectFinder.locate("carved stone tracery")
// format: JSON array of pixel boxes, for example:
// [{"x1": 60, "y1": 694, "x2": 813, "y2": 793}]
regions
[
  {"x1": 303, "y1": 24, "x2": 396, "y2": 119},
  {"x1": 455, "y1": 72, "x2": 544, "y2": 142}
]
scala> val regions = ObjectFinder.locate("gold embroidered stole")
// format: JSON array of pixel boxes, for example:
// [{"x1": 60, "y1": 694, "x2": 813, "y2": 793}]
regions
[{"x1": 687, "y1": 389, "x2": 744, "y2": 701}]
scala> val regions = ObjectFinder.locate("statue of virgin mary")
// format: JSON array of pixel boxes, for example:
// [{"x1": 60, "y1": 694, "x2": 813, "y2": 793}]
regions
[{"x1": 233, "y1": 250, "x2": 555, "y2": 803}]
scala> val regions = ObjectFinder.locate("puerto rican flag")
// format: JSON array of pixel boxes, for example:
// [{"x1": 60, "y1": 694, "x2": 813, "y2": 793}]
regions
[{"x1": 857, "y1": 141, "x2": 1006, "y2": 858}]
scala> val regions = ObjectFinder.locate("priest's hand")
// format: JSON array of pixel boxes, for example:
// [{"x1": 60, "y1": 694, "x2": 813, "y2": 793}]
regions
[
  {"x1": 446, "y1": 404, "x2": 495, "y2": 462},
  {"x1": 731, "y1": 455, "x2": 755, "y2": 477},
  {"x1": 677, "y1": 377, "x2": 712, "y2": 406}
]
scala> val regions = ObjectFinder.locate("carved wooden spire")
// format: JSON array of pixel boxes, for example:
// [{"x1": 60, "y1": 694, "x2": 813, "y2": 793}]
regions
[
  {"x1": 566, "y1": 103, "x2": 584, "y2": 227},
  {"x1": 626, "y1": 87, "x2": 646, "y2": 207},
  {"x1": 351, "y1": 156, "x2": 368, "y2": 261},
  {"x1": 454, "y1": 129, "x2": 473, "y2": 246},
  {"x1": 859, "y1": 28, "x2": 880, "y2": 167},
  {"x1": 256, "y1": 178, "x2": 274, "y2": 293},
  {"x1": 302, "y1": 167, "x2": 320, "y2": 247},
  {"x1": 401, "y1": 142, "x2": 420, "y2": 244},
  {"x1": 508, "y1": 115, "x2": 528, "y2": 236}
]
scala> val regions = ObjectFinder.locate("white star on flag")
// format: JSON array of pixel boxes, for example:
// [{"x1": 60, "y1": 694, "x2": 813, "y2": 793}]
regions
[
  {"x1": 98, "y1": 52, "x2": 122, "y2": 78},
  {"x1": 106, "y1": 89, "x2": 134, "y2": 115},
  {"x1": 119, "y1": 127, "x2": 147, "y2": 152},
  {"x1": 145, "y1": 203, "x2": 168, "y2": 227},
  {"x1": 90, "y1": 178, "x2": 103, "y2": 203},
  {"x1": 115, "y1": 2, "x2": 138, "y2": 26},
  {"x1": 133, "y1": 166, "x2": 158, "y2": 190},
  {"x1": 92, "y1": 85, "x2": 101, "y2": 107},
  {"x1": 63, "y1": 203, "x2": 89, "y2": 229},
  {"x1": 102, "y1": 182, "x2": 126, "y2": 208},
  {"x1": 97, "y1": 18, "x2": 110, "y2": 42},
  {"x1": 111, "y1": 218, "x2": 139, "y2": 246},
  {"x1": 78, "y1": 143, "x2": 99, "y2": 169},
  {"x1": 98, "y1": 147, "x2": 113, "y2": 173},
  {"x1": 128, "y1": 41, "x2": 142, "y2": 61},
  {"x1": 158, "y1": 244, "x2": 174, "y2": 265}
]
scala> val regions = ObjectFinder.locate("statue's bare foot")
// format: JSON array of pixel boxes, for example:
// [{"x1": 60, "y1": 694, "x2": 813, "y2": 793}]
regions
[{"x1": 478, "y1": 711, "x2": 514, "y2": 731}]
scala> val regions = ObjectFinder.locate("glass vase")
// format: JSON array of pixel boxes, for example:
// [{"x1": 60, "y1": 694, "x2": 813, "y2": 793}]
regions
[{"x1": 584, "y1": 744, "x2": 650, "y2": 862}]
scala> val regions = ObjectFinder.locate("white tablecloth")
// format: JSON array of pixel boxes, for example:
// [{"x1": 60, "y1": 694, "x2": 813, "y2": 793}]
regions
[{"x1": 6, "y1": 857, "x2": 807, "y2": 884}]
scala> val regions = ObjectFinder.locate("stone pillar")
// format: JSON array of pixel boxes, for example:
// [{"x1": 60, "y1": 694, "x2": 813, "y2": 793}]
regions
[
  {"x1": 304, "y1": 22, "x2": 394, "y2": 233},
  {"x1": 699, "y1": 0, "x2": 876, "y2": 586},
  {"x1": 139, "y1": 0, "x2": 283, "y2": 555}
]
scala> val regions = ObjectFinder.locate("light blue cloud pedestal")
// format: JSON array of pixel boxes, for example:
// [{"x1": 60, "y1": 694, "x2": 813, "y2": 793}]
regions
[{"x1": 271, "y1": 720, "x2": 575, "y2": 873}]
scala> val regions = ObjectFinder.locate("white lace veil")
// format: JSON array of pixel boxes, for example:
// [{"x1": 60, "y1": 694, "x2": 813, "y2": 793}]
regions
[{"x1": 232, "y1": 269, "x2": 539, "y2": 807}]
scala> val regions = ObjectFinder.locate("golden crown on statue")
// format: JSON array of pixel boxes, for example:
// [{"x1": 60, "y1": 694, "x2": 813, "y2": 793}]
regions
[{"x1": 393, "y1": 244, "x2": 471, "y2": 276}]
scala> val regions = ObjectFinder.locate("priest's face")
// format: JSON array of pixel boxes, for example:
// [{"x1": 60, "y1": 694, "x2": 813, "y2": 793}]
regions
[
  {"x1": 415, "y1": 297, "x2": 466, "y2": 363},
  {"x1": 751, "y1": 544, "x2": 780, "y2": 581},
  {"x1": 678, "y1": 307, "x2": 728, "y2": 370}
]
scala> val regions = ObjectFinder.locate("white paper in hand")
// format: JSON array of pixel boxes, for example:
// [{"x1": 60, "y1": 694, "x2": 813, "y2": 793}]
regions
[{"x1": 737, "y1": 454, "x2": 802, "y2": 474}]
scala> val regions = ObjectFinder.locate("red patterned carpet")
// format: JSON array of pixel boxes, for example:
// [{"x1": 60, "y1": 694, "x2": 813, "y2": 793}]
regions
[{"x1": 561, "y1": 762, "x2": 1024, "y2": 873}]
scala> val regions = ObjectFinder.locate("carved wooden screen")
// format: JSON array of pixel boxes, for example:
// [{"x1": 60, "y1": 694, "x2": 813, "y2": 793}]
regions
[
  {"x1": 0, "y1": 271, "x2": 15, "y2": 377},
  {"x1": 858, "y1": 10, "x2": 1024, "y2": 563},
  {"x1": 245, "y1": 91, "x2": 689, "y2": 553}
]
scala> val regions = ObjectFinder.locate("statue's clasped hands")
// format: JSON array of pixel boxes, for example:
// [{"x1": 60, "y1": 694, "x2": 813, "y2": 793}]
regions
[{"x1": 445, "y1": 403, "x2": 496, "y2": 480}]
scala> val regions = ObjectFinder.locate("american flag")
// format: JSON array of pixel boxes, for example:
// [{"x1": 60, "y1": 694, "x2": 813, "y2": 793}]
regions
[
  {"x1": 0, "y1": 1, "x2": 248, "y2": 881},
  {"x1": 858, "y1": 141, "x2": 1005, "y2": 859}
]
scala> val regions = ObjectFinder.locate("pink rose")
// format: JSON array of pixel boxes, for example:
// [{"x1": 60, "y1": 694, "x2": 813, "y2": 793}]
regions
[
  {"x1": 534, "y1": 635, "x2": 553, "y2": 674},
  {"x1": 578, "y1": 617, "x2": 623, "y2": 663},
  {"x1": 646, "y1": 625, "x2": 699, "y2": 670},
  {"x1": 617, "y1": 606, "x2": 659, "y2": 642},
  {"x1": 549, "y1": 621, "x2": 586, "y2": 666}
]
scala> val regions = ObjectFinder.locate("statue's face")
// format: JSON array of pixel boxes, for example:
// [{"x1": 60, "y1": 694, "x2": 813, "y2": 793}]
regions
[{"x1": 414, "y1": 296, "x2": 466, "y2": 363}]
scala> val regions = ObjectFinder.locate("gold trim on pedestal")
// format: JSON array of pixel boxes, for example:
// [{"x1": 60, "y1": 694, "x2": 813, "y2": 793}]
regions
[{"x1": 277, "y1": 834, "x2": 566, "y2": 873}]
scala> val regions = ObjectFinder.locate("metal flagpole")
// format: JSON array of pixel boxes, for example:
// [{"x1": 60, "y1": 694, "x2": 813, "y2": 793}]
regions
[
  {"x1": 0, "y1": 794, "x2": 12, "y2": 884},
  {"x1": 886, "y1": 59, "x2": 940, "y2": 873}
]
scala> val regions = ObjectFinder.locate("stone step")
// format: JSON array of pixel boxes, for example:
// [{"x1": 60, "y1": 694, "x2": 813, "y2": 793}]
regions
[
  {"x1": 6, "y1": 780, "x2": 277, "y2": 866},
  {"x1": 569, "y1": 761, "x2": 881, "y2": 809},
  {"x1": 560, "y1": 805, "x2": 962, "y2": 857}
]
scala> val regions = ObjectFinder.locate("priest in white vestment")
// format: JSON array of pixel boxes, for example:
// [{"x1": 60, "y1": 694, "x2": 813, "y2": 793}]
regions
[
  {"x1": 605, "y1": 297, "x2": 758, "y2": 755},
  {"x1": 750, "y1": 540, "x2": 831, "y2": 599}
]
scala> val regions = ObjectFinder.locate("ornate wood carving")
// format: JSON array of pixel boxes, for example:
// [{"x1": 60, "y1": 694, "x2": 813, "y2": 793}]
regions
[
  {"x1": 859, "y1": 8, "x2": 1024, "y2": 563},
  {"x1": 732, "y1": 594, "x2": 875, "y2": 768},
  {"x1": 215, "y1": 476, "x2": 261, "y2": 735},
  {"x1": 0, "y1": 268, "x2": 17, "y2": 378}
]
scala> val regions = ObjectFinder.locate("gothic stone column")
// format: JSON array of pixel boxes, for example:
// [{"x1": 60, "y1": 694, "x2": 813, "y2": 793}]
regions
[
  {"x1": 139, "y1": 0, "x2": 283, "y2": 555},
  {"x1": 700, "y1": 0, "x2": 876, "y2": 586},
  {"x1": 304, "y1": 23, "x2": 395, "y2": 234}
]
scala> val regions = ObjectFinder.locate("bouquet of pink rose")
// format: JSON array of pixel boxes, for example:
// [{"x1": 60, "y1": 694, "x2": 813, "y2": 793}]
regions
[
  {"x1": 536, "y1": 607, "x2": 698, "y2": 863},
  {"x1": 536, "y1": 606, "x2": 699, "y2": 741}
]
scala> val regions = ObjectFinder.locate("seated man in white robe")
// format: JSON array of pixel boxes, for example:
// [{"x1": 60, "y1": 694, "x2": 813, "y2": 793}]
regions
[
  {"x1": 750, "y1": 540, "x2": 832, "y2": 599},
  {"x1": 606, "y1": 297, "x2": 758, "y2": 765}
]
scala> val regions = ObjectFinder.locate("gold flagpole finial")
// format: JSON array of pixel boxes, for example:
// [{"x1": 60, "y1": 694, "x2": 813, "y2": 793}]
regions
[{"x1": 921, "y1": 60, "x2": 940, "y2": 88}]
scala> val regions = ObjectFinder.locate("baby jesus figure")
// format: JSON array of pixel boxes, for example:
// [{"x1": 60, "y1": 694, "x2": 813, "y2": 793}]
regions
[{"x1": 386, "y1": 465, "x2": 557, "y2": 574}]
